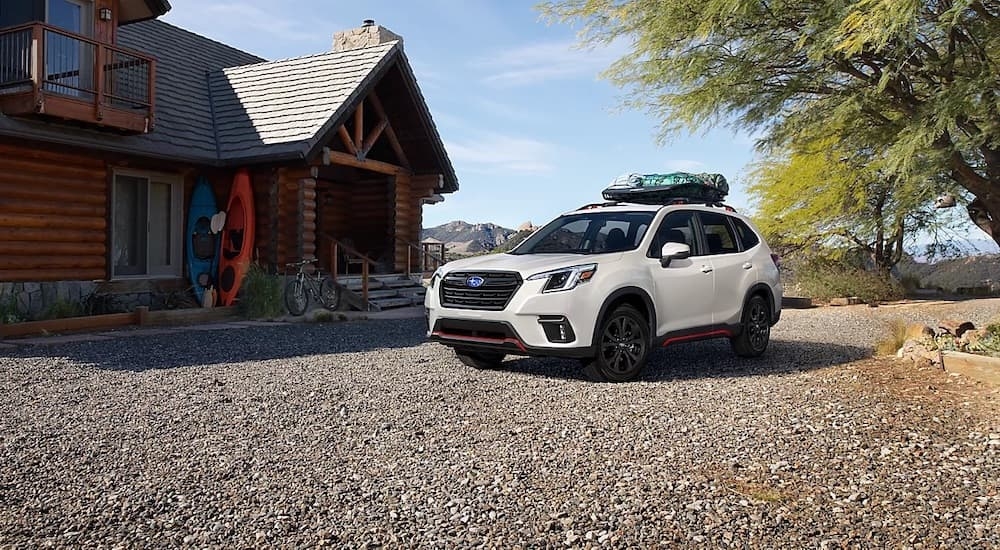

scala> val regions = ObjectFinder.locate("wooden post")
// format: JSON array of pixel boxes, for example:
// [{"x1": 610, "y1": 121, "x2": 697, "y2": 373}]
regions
[
  {"x1": 136, "y1": 306, "x2": 149, "y2": 326},
  {"x1": 331, "y1": 241, "x2": 339, "y2": 284},
  {"x1": 361, "y1": 261, "x2": 369, "y2": 309}
]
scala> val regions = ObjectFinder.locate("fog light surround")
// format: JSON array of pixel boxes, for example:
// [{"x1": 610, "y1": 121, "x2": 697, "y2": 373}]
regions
[{"x1": 538, "y1": 315, "x2": 576, "y2": 343}]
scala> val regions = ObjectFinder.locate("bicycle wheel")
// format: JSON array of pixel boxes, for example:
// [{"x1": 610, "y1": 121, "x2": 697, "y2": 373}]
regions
[
  {"x1": 319, "y1": 277, "x2": 341, "y2": 311},
  {"x1": 284, "y1": 279, "x2": 309, "y2": 316}
]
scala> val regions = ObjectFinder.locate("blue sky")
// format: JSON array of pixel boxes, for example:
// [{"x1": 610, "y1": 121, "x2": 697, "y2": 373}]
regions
[{"x1": 162, "y1": 0, "x2": 758, "y2": 230}]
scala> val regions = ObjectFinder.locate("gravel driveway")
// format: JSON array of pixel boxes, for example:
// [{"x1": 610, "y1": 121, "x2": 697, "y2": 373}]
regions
[{"x1": 1, "y1": 299, "x2": 998, "y2": 547}]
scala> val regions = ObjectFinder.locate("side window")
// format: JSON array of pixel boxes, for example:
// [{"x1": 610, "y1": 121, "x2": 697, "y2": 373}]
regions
[
  {"x1": 732, "y1": 218, "x2": 760, "y2": 250},
  {"x1": 698, "y1": 211, "x2": 739, "y2": 255},
  {"x1": 647, "y1": 211, "x2": 697, "y2": 258}
]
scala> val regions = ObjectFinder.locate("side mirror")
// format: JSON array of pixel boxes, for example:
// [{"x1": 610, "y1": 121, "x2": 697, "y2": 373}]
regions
[{"x1": 660, "y1": 242, "x2": 691, "y2": 268}]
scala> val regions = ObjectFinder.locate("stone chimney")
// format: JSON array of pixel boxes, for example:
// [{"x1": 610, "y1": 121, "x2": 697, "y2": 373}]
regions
[{"x1": 333, "y1": 19, "x2": 403, "y2": 52}]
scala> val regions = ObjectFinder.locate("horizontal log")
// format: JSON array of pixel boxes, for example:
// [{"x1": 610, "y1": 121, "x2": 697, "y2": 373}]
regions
[
  {"x1": 302, "y1": 189, "x2": 317, "y2": 202},
  {"x1": 327, "y1": 150, "x2": 412, "y2": 177},
  {"x1": 0, "y1": 181, "x2": 107, "y2": 205},
  {"x1": 0, "y1": 144, "x2": 105, "y2": 169},
  {"x1": 279, "y1": 167, "x2": 318, "y2": 181},
  {"x1": 302, "y1": 211, "x2": 317, "y2": 223},
  {"x1": 0, "y1": 255, "x2": 105, "y2": 270},
  {"x1": 0, "y1": 227, "x2": 105, "y2": 243},
  {"x1": 0, "y1": 267, "x2": 105, "y2": 282},
  {"x1": 0, "y1": 213, "x2": 105, "y2": 231},
  {"x1": 0, "y1": 312, "x2": 135, "y2": 338},
  {"x1": 0, "y1": 241, "x2": 105, "y2": 256},
  {"x1": 0, "y1": 197, "x2": 106, "y2": 218},
  {"x1": 0, "y1": 158, "x2": 106, "y2": 183}
]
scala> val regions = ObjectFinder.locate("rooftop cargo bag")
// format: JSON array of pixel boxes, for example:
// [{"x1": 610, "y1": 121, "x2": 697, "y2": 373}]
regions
[{"x1": 602, "y1": 172, "x2": 729, "y2": 204}]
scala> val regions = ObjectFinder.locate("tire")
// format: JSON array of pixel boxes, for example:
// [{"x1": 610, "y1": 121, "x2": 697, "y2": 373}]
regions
[
  {"x1": 583, "y1": 304, "x2": 650, "y2": 382},
  {"x1": 731, "y1": 294, "x2": 771, "y2": 357},
  {"x1": 455, "y1": 349, "x2": 506, "y2": 370},
  {"x1": 319, "y1": 278, "x2": 341, "y2": 311},
  {"x1": 284, "y1": 279, "x2": 309, "y2": 316}
]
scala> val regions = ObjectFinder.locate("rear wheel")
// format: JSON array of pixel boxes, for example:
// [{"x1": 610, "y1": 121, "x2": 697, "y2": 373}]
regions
[
  {"x1": 583, "y1": 304, "x2": 650, "y2": 382},
  {"x1": 730, "y1": 294, "x2": 770, "y2": 357},
  {"x1": 455, "y1": 349, "x2": 506, "y2": 370},
  {"x1": 319, "y1": 278, "x2": 341, "y2": 310},
  {"x1": 284, "y1": 279, "x2": 308, "y2": 316}
]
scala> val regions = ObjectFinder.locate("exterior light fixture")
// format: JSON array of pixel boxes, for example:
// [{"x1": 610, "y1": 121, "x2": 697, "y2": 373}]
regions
[{"x1": 99, "y1": 8, "x2": 112, "y2": 21}]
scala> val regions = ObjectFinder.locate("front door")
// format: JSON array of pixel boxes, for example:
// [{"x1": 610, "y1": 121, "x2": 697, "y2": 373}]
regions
[
  {"x1": 45, "y1": 0, "x2": 94, "y2": 98},
  {"x1": 648, "y1": 211, "x2": 716, "y2": 335}
]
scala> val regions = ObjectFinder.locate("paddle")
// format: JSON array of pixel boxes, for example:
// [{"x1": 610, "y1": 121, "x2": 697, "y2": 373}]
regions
[{"x1": 210, "y1": 211, "x2": 227, "y2": 234}]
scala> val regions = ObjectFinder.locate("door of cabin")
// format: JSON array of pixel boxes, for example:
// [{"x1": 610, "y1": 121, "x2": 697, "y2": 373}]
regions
[{"x1": 45, "y1": 0, "x2": 94, "y2": 99}]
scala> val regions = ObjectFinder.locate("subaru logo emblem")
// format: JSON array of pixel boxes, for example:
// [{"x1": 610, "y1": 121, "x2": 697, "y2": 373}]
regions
[{"x1": 466, "y1": 276, "x2": 485, "y2": 288}]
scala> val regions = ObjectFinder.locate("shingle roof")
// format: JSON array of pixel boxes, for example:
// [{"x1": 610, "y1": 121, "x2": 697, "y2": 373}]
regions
[
  {"x1": 208, "y1": 41, "x2": 397, "y2": 161},
  {"x1": 0, "y1": 19, "x2": 458, "y2": 191}
]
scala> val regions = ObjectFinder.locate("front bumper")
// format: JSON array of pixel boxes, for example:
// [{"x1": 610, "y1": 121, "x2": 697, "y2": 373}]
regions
[{"x1": 425, "y1": 276, "x2": 600, "y2": 358}]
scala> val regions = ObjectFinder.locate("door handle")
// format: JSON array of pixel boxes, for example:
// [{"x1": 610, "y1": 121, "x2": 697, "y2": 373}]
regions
[
  {"x1": 742, "y1": 262, "x2": 753, "y2": 270},
  {"x1": 700, "y1": 265, "x2": 714, "y2": 273}
]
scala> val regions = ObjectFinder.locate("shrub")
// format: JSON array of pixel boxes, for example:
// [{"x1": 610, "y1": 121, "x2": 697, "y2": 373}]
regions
[
  {"x1": 41, "y1": 299, "x2": 83, "y2": 321},
  {"x1": 875, "y1": 319, "x2": 908, "y2": 356},
  {"x1": 0, "y1": 297, "x2": 25, "y2": 324},
  {"x1": 239, "y1": 263, "x2": 283, "y2": 319},
  {"x1": 792, "y1": 258, "x2": 904, "y2": 303}
]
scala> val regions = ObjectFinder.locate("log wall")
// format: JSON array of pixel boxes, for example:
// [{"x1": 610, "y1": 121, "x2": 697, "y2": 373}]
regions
[
  {"x1": 0, "y1": 144, "x2": 108, "y2": 281},
  {"x1": 275, "y1": 168, "x2": 318, "y2": 268}
]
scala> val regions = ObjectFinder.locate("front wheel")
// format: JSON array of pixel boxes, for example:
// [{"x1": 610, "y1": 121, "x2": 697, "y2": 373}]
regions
[
  {"x1": 730, "y1": 294, "x2": 771, "y2": 357},
  {"x1": 284, "y1": 279, "x2": 309, "y2": 316},
  {"x1": 583, "y1": 304, "x2": 650, "y2": 382},
  {"x1": 318, "y1": 278, "x2": 341, "y2": 311}
]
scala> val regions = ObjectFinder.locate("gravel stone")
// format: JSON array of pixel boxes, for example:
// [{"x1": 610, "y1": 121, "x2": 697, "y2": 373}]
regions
[{"x1": 0, "y1": 299, "x2": 998, "y2": 547}]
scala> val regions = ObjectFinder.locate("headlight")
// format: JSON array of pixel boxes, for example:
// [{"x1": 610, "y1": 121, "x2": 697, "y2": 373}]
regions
[
  {"x1": 429, "y1": 267, "x2": 445, "y2": 288},
  {"x1": 527, "y1": 264, "x2": 597, "y2": 293}
]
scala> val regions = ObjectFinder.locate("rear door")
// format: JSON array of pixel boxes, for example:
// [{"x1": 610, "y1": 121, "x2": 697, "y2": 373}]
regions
[
  {"x1": 647, "y1": 210, "x2": 715, "y2": 334},
  {"x1": 696, "y1": 211, "x2": 755, "y2": 326}
]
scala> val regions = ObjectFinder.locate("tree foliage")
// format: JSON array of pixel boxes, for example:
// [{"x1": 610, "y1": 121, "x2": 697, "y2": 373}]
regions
[
  {"x1": 748, "y1": 134, "x2": 943, "y2": 274},
  {"x1": 540, "y1": 0, "x2": 1000, "y2": 243}
]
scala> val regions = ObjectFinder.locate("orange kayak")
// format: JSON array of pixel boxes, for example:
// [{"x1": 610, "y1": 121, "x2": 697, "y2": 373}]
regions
[{"x1": 217, "y1": 169, "x2": 255, "y2": 306}]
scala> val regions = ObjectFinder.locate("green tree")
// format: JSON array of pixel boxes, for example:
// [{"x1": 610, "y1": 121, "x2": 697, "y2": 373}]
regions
[
  {"x1": 749, "y1": 135, "x2": 941, "y2": 275},
  {"x1": 540, "y1": 0, "x2": 1000, "y2": 244}
]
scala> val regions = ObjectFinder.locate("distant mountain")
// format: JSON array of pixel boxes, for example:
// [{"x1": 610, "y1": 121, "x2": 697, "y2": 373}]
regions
[
  {"x1": 900, "y1": 254, "x2": 1000, "y2": 291},
  {"x1": 422, "y1": 221, "x2": 518, "y2": 255}
]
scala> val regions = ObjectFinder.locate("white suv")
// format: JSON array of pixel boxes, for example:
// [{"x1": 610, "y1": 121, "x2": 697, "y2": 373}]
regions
[{"x1": 425, "y1": 201, "x2": 782, "y2": 382}]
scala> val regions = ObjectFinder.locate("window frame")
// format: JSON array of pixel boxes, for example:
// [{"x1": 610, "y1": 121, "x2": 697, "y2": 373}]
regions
[{"x1": 110, "y1": 168, "x2": 184, "y2": 280}]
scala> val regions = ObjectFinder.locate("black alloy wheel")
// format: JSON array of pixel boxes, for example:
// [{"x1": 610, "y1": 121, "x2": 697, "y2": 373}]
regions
[
  {"x1": 584, "y1": 304, "x2": 650, "y2": 382},
  {"x1": 730, "y1": 294, "x2": 770, "y2": 357}
]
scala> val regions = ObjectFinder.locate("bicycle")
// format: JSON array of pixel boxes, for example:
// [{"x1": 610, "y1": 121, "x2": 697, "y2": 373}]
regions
[{"x1": 283, "y1": 258, "x2": 341, "y2": 316}]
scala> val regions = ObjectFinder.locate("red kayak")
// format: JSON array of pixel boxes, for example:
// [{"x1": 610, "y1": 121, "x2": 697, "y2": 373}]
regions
[{"x1": 217, "y1": 169, "x2": 255, "y2": 306}]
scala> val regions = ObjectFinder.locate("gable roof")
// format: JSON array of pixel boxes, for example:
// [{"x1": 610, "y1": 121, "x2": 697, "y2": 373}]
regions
[
  {"x1": 209, "y1": 42, "x2": 397, "y2": 161},
  {"x1": 0, "y1": 19, "x2": 458, "y2": 192}
]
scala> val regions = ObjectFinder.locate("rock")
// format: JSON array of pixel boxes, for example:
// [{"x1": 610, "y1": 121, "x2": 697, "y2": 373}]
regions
[
  {"x1": 938, "y1": 319, "x2": 976, "y2": 337},
  {"x1": 829, "y1": 297, "x2": 862, "y2": 306},
  {"x1": 959, "y1": 329, "x2": 985, "y2": 348}
]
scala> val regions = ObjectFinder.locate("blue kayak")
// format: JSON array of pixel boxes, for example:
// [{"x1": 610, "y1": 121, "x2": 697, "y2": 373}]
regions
[{"x1": 186, "y1": 176, "x2": 220, "y2": 305}]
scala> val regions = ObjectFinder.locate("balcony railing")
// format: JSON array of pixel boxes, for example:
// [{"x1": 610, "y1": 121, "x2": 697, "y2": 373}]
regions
[{"x1": 0, "y1": 23, "x2": 155, "y2": 133}]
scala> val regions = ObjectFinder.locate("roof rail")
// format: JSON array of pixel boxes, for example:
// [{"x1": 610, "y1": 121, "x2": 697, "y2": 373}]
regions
[{"x1": 577, "y1": 201, "x2": 621, "y2": 210}]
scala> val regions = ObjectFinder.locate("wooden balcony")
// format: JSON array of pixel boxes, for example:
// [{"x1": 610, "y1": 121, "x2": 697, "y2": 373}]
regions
[{"x1": 0, "y1": 23, "x2": 155, "y2": 134}]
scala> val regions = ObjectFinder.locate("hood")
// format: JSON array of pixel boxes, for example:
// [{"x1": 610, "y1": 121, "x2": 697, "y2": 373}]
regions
[{"x1": 442, "y1": 253, "x2": 621, "y2": 276}]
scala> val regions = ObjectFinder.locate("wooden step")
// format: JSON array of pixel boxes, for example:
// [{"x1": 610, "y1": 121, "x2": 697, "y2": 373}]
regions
[{"x1": 368, "y1": 297, "x2": 415, "y2": 311}]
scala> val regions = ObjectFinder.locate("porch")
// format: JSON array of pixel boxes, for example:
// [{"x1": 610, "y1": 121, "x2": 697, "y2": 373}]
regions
[{"x1": 0, "y1": 22, "x2": 155, "y2": 133}]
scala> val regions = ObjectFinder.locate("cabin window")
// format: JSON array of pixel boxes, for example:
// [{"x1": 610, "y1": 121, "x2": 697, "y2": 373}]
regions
[{"x1": 111, "y1": 171, "x2": 183, "y2": 278}]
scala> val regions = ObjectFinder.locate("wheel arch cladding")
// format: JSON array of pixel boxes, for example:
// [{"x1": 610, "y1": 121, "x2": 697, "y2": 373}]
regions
[{"x1": 593, "y1": 287, "x2": 656, "y2": 345}]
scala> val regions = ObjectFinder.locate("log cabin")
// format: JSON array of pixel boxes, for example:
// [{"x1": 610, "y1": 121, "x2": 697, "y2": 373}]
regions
[{"x1": 0, "y1": 1, "x2": 457, "y2": 316}]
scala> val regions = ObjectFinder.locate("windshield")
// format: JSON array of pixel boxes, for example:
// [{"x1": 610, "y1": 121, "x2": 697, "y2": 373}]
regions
[{"x1": 511, "y1": 211, "x2": 655, "y2": 255}]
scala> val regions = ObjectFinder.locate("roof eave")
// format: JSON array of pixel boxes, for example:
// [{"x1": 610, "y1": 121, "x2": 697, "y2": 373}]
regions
[{"x1": 119, "y1": 0, "x2": 172, "y2": 25}]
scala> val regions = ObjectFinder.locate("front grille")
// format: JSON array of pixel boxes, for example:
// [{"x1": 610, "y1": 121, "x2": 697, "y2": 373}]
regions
[{"x1": 440, "y1": 271, "x2": 522, "y2": 311}]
